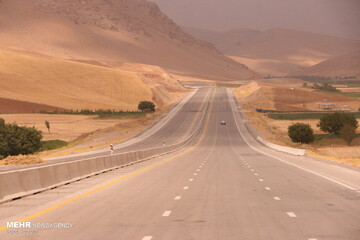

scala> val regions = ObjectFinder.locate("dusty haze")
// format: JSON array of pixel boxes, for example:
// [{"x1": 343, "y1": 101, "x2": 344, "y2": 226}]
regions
[{"x1": 151, "y1": 0, "x2": 360, "y2": 40}]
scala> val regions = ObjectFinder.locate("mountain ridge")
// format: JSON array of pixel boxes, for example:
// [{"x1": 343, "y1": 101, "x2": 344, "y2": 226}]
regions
[
  {"x1": 182, "y1": 26, "x2": 360, "y2": 76},
  {"x1": 0, "y1": 0, "x2": 257, "y2": 80}
]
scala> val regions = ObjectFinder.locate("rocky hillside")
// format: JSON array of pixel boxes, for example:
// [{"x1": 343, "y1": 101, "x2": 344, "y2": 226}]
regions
[{"x1": 0, "y1": 0, "x2": 257, "y2": 80}]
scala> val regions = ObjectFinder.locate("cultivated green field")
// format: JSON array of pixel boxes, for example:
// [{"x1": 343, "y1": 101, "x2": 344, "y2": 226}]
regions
[{"x1": 267, "y1": 111, "x2": 360, "y2": 120}]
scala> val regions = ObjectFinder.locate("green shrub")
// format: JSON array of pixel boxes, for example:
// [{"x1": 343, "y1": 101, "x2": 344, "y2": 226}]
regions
[
  {"x1": 288, "y1": 123, "x2": 314, "y2": 144},
  {"x1": 0, "y1": 120, "x2": 42, "y2": 158},
  {"x1": 39, "y1": 140, "x2": 68, "y2": 151},
  {"x1": 138, "y1": 101, "x2": 155, "y2": 112},
  {"x1": 318, "y1": 112, "x2": 358, "y2": 134},
  {"x1": 339, "y1": 124, "x2": 356, "y2": 145}
]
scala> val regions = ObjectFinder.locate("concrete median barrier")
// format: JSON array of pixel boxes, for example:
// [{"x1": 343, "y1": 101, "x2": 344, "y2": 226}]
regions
[
  {"x1": 0, "y1": 122, "x2": 203, "y2": 204},
  {"x1": 0, "y1": 89, "x2": 211, "y2": 204}
]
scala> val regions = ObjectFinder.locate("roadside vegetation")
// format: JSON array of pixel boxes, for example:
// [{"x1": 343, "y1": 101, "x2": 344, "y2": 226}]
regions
[
  {"x1": 0, "y1": 118, "x2": 70, "y2": 161},
  {"x1": 268, "y1": 111, "x2": 360, "y2": 120},
  {"x1": 138, "y1": 101, "x2": 156, "y2": 112},
  {"x1": 286, "y1": 112, "x2": 359, "y2": 146},
  {"x1": 39, "y1": 140, "x2": 68, "y2": 152},
  {"x1": 40, "y1": 109, "x2": 146, "y2": 119},
  {"x1": 0, "y1": 118, "x2": 42, "y2": 160},
  {"x1": 316, "y1": 91, "x2": 360, "y2": 99},
  {"x1": 317, "y1": 112, "x2": 358, "y2": 135},
  {"x1": 288, "y1": 123, "x2": 314, "y2": 144}
]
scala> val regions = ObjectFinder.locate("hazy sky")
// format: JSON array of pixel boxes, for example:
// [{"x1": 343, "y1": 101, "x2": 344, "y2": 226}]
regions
[{"x1": 151, "y1": 0, "x2": 360, "y2": 39}]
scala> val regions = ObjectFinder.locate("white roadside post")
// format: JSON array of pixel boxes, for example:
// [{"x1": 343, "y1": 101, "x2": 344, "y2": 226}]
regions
[{"x1": 110, "y1": 144, "x2": 114, "y2": 155}]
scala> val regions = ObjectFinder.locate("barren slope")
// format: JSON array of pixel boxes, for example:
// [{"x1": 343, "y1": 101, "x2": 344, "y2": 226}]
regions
[
  {"x1": 0, "y1": 49, "x2": 185, "y2": 110},
  {"x1": 234, "y1": 81, "x2": 360, "y2": 112},
  {"x1": 290, "y1": 51, "x2": 360, "y2": 79},
  {"x1": 0, "y1": 0, "x2": 256, "y2": 80},
  {"x1": 183, "y1": 27, "x2": 360, "y2": 76}
]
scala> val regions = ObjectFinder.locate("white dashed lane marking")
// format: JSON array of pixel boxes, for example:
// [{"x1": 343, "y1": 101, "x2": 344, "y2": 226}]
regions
[
  {"x1": 189, "y1": 178, "x2": 194, "y2": 182},
  {"x1": 287, "y1": 212, "x2": 297, "y2": 218},
  {"x1": 174, "y1": 196, "x2": 181, "y2": 200},
  {"x1": 254, "y1": 173, "x2": 258, "y2": 176},
  {"x1": 273, "y1": 197, "x2": 281, "y2": 201},
  {"x1": 162, "y1": 211, "x2": 171, "y2": 217},
  {"x1": 259, "y1": 179, "x2": 264, "y2": 182},
  {"x1": 193, "y1": 173, "x2": 197, "y2": 176},
  {"x1": 142, "y1": 236, "x2": 153, "y2": 240},
  {"x1": 265, "y1": 187, "x2": 271, "y2": 190},
  {"x1": 183, "y1": 186, "x2": 189, "y2": 190}
]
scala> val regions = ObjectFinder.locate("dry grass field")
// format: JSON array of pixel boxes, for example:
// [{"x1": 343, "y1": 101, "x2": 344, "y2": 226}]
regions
[
  {"x1": 0, "y1": 114, "x2": 136, "y2": 142},
  {"x1": 0, "y1": 49, "x2": 187, "y2": 111},
  {"x1": 0, "y1": 50, "x2": 154, "y2": 110},
  {"x1": 0, "y1": 111, "x2": 167, "y2": 159}
]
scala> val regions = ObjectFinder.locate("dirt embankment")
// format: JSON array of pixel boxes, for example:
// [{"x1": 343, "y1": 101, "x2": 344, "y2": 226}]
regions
[{"x1": 0, "y1": 155, "x2": 46, "y2": 165}]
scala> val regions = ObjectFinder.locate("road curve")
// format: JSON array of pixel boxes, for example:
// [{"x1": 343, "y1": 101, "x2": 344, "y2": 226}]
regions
[
  {"x1": 0, "y1": 88, "x2": 213, "y2": 173},
  {"x1": 0, "y1": 87, "x2": 359, "y2": 240}
]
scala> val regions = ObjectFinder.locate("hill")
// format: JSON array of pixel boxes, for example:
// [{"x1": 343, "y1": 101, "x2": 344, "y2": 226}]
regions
[
  {"x1": 183, "y1": 27, "x2": 360, "y2": 76},
  {"x1": 290, "y1": 51, "x2": 360, "y2": 79},
  {"x1": 0, "y1": 49, "x2": 186, "y2": 111},
  {"x1": 0, "y1": 0, "x2": 256, "y2": 80}
]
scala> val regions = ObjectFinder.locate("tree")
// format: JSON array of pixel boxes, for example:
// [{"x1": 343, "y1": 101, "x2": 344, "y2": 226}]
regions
[
  {"x1": 138, "y1": 101, "x2": 155, "y2": 112},
  {"x1": 302, "y1": 82, "x2": 308, "y2": 88},
  {"x1": 0, "y1": 120, "x2": 42, "y2": 158},
  {"x1": 45, "y1": 120, "x2": 50, "y2": 134},
  {"x1": 318, "y1": 112, "x2": 358, "y2": 135},
  {"x1": 0, "y1": 118, "x2": 5, "y2": 128},
  {"x1": 288, "y1": 123, "x2": 314, "y2": 144},
  {"x1": 339, "y1": 124, "x2": 356, "y2": 146}
]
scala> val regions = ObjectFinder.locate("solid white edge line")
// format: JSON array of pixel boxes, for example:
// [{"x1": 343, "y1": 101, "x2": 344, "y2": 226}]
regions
[{"x1": 227, "y1": 88, "x2": 358, "y2": 192}]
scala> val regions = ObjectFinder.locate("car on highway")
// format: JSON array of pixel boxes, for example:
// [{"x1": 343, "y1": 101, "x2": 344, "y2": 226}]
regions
[{"x1": 220, "y1": 120, "x2": 226, "y2": 125}]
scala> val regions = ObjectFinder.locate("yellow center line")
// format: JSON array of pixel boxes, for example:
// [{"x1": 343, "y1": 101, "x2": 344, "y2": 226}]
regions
[{"x1": 0, "y1": 88, "x2": 215, "y2": 232}]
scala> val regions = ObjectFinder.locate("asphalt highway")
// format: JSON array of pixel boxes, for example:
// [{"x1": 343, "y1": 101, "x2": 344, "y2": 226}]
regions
[
  {"x1": 0, "y1": 87, "x2": 212, "y2": 172},
  {"x1": 0, "y1": 87, "x2": 359, "y2": 240}
]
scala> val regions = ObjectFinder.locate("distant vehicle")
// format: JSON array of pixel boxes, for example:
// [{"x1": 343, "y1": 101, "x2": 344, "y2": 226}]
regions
[{"x1": 220, "y1": 120, "x2": 226, "y2": 125}]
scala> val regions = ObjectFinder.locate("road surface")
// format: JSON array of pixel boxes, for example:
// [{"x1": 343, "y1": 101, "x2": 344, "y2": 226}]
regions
[
  {"x1": 0, "y1": 87, "x2": 359, "y2": 240},
  {"x1": 0, "y1": 87, "x2": 212, "y2": 172}
]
